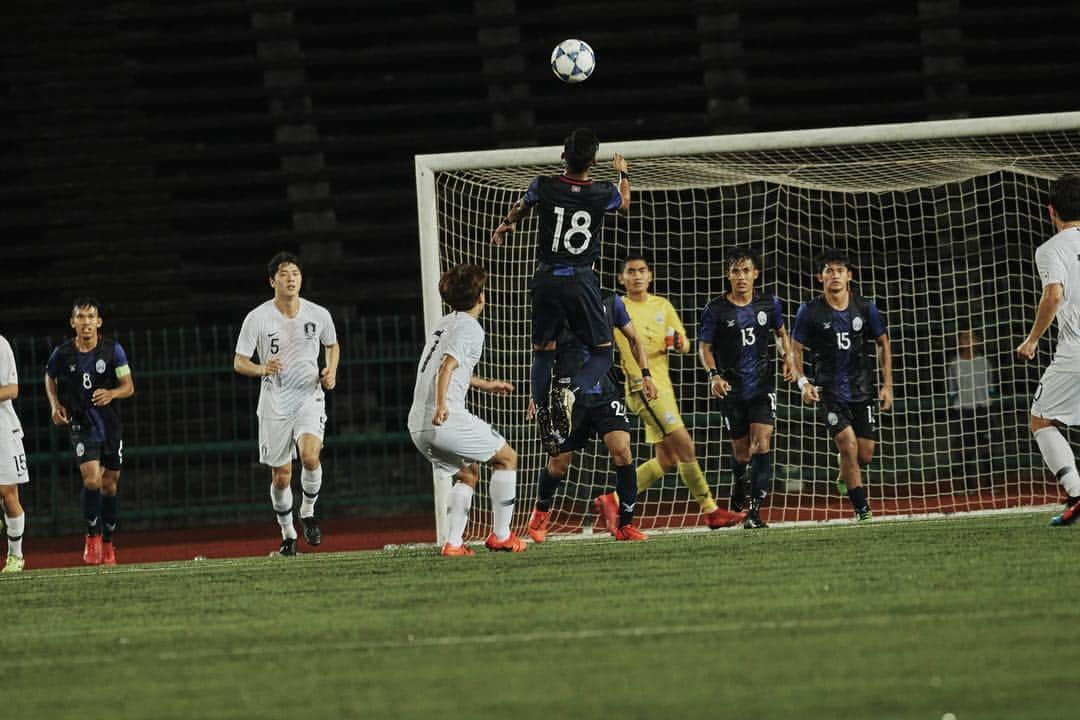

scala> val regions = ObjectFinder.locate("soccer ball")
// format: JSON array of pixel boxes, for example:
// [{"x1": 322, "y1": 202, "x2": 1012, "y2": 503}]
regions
[{"x1": 550, "y1": 39, "x2": 595, "y2": 83}]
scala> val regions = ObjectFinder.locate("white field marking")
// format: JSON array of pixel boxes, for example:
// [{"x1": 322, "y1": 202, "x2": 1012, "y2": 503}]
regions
[
  {"x1": 2, "y1": 506, "x2": 1060, "y2": 583},
  {"x1": 2, "y1": 605, "x2": 1073, "y2": 669},
  {"x1": 388, "y1": 505, "x2": 1060, "y2": 550}
]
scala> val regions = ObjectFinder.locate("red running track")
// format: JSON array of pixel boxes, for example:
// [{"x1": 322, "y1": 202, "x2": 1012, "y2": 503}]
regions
[{"x1": 21, "y1": 515, "x2": 435, "y2": 570}]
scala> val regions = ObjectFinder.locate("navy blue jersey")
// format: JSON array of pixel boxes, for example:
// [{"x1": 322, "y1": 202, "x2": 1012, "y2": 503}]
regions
[
  {"x1": 46, "y1": 338, "x2": 130, "y2": 443},
  {"x1": 792, "y1": 294, "x2": 887, "y2": 403},
  {"x1": 556, "y1": 294, "x2": 628, "y2": 403},
  {"x1": 699, "y1": 294, "x2": 785, "y2": 400},
  {"x1": 523, "y1": 175, "x2": 622, "y2": 267}
]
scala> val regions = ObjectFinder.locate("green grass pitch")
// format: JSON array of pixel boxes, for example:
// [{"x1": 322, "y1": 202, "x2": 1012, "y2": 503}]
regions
[{"x1": 4, "y1": 512, "x2": 1075, "y2": 720}]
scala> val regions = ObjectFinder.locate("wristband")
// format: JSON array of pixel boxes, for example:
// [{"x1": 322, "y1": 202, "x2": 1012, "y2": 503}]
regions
[
  {"x1": 619, "y1": 170, "x2": 630, "y2": 181},
  {"x1": 707, "y1": 368, "x2": 720, "y2": 379},
  {"x1": 640, "y1": 368, "x2": 651, "y2": 378},
  {"x1": 797, "y1": 376, "x2": 810, "y2": 391}
]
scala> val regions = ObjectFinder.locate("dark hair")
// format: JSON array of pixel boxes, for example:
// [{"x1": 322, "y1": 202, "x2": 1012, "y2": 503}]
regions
[
  {"x1": 815, "y1": 248, "x2": 854, "y2": 274},
  {"x1": 726, "y1": 246, "x2": 760, "y2": 272},
  {"x1": 621, "y1": 253, "x2": 651, "y2": 270},
  {"x1": 267, "y1": 251, "x2": 303, "y2": 280},
  {"x1": 1050, "y1": 173, "x2": 1080, "y2": 222},
  {"x1": 71, "y1": 297, "x2": 102, "y2": 317},
  {"x1": 563, "y1": 128, "x2": 599, "y2": 174},
  {"x1": 439, "y1": 264, "x2": 488, "y2": 311}
]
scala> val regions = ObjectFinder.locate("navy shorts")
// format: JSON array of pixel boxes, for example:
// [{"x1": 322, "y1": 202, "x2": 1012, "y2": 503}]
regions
[
  {"x1": 557, "y1": 393, "x2": 631, "y2": 455},
  {"x1": 720, "y1": 393, "x2": 776, "y2": 439},
  {"x1": 70, "y1": 423, "x2": 123, "y2": 471},
  {"x1": 530, "y1": 266, "x2": 610, "y2": 347},
  {"x1": 820, "y1": 399, "x2": 878, "y2": 440}
]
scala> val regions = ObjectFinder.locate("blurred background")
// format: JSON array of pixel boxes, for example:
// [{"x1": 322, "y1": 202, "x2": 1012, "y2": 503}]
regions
[{"x1": 3, "y1": 0, "x2": 1079, "y2": 535}]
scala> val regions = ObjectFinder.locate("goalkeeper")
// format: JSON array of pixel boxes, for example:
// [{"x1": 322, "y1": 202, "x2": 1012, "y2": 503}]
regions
[
  {"x1": 603, "y1": 254, "x2": 744, "y2": 529},
  {"x1": 526, "y1": 293, "x2": 656, "y2": 542}
]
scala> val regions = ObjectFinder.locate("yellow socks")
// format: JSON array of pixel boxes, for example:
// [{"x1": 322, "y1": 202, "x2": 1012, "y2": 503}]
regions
[
  {"x1": 636, "y1": 458, "x2": 666, "y2": 492},
  {"x1": 678, "y1": 461, "x2": 717, "y2": 513}
]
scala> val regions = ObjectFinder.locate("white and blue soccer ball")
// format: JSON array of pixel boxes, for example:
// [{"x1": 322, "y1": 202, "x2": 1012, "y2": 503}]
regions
[{"x1": 550, "y1": 39, "x2": 595, "y2": 84}]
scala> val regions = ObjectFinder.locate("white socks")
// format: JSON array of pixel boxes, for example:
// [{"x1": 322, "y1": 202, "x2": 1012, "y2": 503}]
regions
[
  {"x1": 5, "y1": 514, "x2": 24, "y2": 558},
  {"x1": 445, "y1": 483, "x2": 475, "y2": 547},
  {"x1": 489, "y1": 470, "x2": 517, "y2": 541},
  {"x1": 1034, "y1": 426, "x2": 1080, "y2": 496},
  {"x1": 271, "y1": 484, "x2": 297, "y2": 540},
  {"x1": 300, "y1": 466, "x2": 322, "y2": 519}
]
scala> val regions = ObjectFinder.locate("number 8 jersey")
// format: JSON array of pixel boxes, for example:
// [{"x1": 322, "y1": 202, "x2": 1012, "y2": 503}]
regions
[{"x1": 523, "y1": 175, "x2": 622, "y2": 267}]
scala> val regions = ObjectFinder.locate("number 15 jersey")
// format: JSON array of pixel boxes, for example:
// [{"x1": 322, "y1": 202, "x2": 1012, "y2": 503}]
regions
[
  {"x1": 523, "y1": 175, "x2": 622, "y2": 267},
  {"x1": 235, "y1": 299, "x2": 337, "y2": 419}
]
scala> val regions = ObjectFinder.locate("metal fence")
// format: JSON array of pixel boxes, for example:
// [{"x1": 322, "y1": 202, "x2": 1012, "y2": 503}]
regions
[{"x1": 8, "y1": 316, "x2": 431, "y2": 536}]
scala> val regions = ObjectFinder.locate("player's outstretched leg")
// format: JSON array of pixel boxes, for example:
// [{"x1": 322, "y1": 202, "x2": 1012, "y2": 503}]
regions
[{"x1": 549, "y1": 380, "x2": 575, "y2": 447}]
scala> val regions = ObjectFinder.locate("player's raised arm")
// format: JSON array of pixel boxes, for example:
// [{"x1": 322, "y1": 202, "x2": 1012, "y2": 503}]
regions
[
  {"x1": 470, "y1": 376, "x2": 514, "y2": 395},
  {"x1": 613, "y1": 153, "x2": 631, "y2": 212},
  {"x1": 491, "y1": 198, "x2": 532, "y2": 245}
]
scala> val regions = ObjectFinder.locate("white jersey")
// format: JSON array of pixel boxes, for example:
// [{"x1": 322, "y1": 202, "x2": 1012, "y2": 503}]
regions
[
  {"x1": 0, "y1": 335, "x2": 21, "y2": 432},
  {"x1": 408, "y1": 312, "x2": 484, "y2": 431},
  {"x1": 235, "y1": 298, "x2": 337, "y2": 419},
  {"x1": 1036, "y1": 227, "x2": 1080, "y2": 370}
]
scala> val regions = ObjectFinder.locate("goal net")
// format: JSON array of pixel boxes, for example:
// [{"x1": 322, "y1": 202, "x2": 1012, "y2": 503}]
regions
[{"x1": 415, "y1": 112, "x2": 1080, "y2": 543}]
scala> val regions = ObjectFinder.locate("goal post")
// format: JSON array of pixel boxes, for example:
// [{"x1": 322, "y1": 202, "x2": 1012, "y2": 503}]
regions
[{"x1": 415, "y1": 111, "x2": 1080, "y2": 543}]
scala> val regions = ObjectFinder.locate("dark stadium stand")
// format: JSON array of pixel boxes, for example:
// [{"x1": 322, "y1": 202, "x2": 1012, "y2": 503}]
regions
[{"x1": 5, "y1": 0, "x2": 1080, "y2": 335}]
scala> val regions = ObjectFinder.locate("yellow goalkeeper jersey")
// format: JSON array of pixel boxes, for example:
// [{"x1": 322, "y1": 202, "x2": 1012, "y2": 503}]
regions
[{"x1": 613, "y1": 293, "x2": 690, "y2": 397}]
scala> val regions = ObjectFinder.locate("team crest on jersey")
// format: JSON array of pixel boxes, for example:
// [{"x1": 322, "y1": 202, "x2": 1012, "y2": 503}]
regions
[
  {"x1": 304, "y1": 322, "x2": 316, "y2": 339},
  {"x1": 95, "y1": 359, "x2": 106, "y2": 374},
  {"x1": 827, "y1": 412, "x2": 839, "y2": 426},
  {"x1": 76, "y1": 442, "x2": 85, "y2": 457},
  {"x1": 852, "y1": 316, "x2": 863, "y2": 332},
  {"x1": 757, "y1": 311, "x2": 768, "y2": 326},
  {"x1": 655, "y1": 312, "x2": 664, "y2": 324}
]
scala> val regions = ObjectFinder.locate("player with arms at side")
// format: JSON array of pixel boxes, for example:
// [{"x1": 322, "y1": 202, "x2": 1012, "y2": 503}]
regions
[
  {"x1": 527, "y1": 293, "x2": 657, "y2": 543},
  {"x1": 604, "y1": 255, "x2": 745, "y2": 530},
  {"x1": 790, "y1": 250, "x2": 893, "y2": 521},
  {"x1": 0, "y1": 333, "x2": 29, "y2": 572},
  {"x1": 699, "y1": 248, "x2": 795, "y2": 529},
  {"x1": 45, "y1": 299, "x2": 134, "y2": 565},
  {"x1": 234, "y1": 252, "x2": 339, "y2": 556},
  {"x1": 1016, "y1": 173, "x2": 1080, "y2": 526},
  {"x1": 408, "y1": 264, "x2": 525, "y2": 555},
  {"x1": 491, "y1": 128, "x2": 630, "y2": 454}
]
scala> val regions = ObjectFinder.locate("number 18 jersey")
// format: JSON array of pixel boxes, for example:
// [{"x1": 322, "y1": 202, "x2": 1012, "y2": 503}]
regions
[{"x1": 523, "y1": 175, "x2": 622, "y2": 267}]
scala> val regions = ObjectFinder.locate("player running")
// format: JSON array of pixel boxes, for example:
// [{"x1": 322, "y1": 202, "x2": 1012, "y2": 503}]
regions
[
  {"x1": 527, "y1": 293, "x2": 656, "y2": 543},
  {"x1": 408, "y1": 264, "x2": 526, "y2": 555},
  {"x1": 608, "y1": 254, "x2": 745, "y2": 530},
  {"x1": 790, "y1": 249, "x2": 893, "y2": 522},
  {"x1": 234, "y1": 252, "x2": 339, "y2": 556},
  {"x1": 45, "y1": 299, "x2": 135, "y2": 565},
  {"x1": 698, "y1": 247, "x2": 795, "y2": 529},
  {"x1": 491, "y1": 128, "x2": 630, "y2": 454},
  {"x1": 1016, "y1": 173, "x2": 1080, "y2": 526}
]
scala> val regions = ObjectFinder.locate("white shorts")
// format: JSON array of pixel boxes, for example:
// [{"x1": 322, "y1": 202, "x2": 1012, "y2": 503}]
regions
[
  {"x1": 258, "y1": 396, "x2": 327, "y2": 468},
  {"x1": 0, "y1": 427, "x2": 29, "y2": 486},
  {"x1": 410, "y1": 411, "x2": 507, "y2": 476},
  {"x1": 1031, "y1": 363, "x2": 1080, "y2": 426}
]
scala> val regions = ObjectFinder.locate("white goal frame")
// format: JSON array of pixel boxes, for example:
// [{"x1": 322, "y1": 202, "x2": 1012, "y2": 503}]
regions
[{"x1": 416, "y1": 111, "x2": 1080, "y2": 544}]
